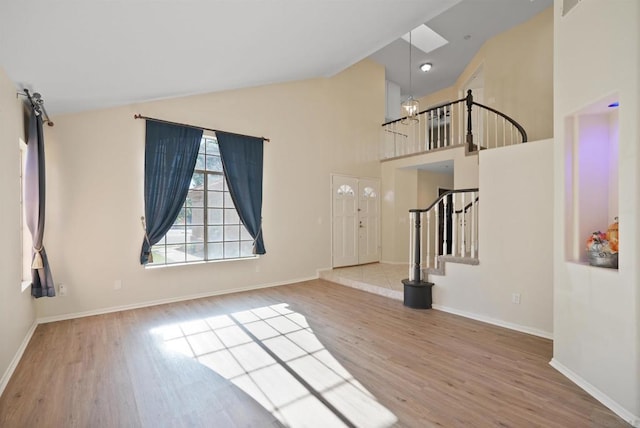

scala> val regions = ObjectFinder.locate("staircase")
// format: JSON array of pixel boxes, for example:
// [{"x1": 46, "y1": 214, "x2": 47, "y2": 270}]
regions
[{"x1": 389, "y1": 91, "x2": 528, "y2": 285}]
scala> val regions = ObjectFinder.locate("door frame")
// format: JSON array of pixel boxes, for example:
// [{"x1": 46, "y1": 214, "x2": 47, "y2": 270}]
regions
[{"x1": 330, "y1": 174, "x2": 381, "y2": 268}]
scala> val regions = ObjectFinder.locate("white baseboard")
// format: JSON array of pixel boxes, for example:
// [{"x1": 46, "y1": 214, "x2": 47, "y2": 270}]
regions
[
  {"x1": 37, "y1": 275, "x2": 319, "y2": 324},
  {"x1": 549, "y1": 358, "x2": 640, "y2": 427},
  {"x1": 0, "y1": 321, "x2": 37, "y2": 397},
  {"x1": 432, "y1": 304, "x2": 553, "y2": 340}
]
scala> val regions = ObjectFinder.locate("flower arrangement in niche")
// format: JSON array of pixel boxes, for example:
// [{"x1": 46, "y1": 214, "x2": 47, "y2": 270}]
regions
[{"x1": 585, "y1": 217, "x2": 619, "y2": 268}]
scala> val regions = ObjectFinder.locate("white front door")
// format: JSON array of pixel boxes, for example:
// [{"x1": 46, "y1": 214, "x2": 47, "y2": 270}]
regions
[
  {"x1": 332, "y1": 175, "x2": 380, "y2": 267},
  {"x1": 358, "y1": 179, "x2": 380, "y2": 264}
]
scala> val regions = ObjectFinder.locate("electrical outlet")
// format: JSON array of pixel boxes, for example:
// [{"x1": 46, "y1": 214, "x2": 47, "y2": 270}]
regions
[
  {"x1": 59, "y1": 283, "x2": 67, "y2": 296},
  {"x1": 114, "y1": 280, "x2": 122, "y2": 290},
  {"x1": 512, "y1": 293, "x2": 521, "y2": 304}
]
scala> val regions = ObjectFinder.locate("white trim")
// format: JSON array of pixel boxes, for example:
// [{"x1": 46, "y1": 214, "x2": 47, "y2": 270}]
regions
[
  {"x1": 37, "y1": 275, "x2": 318, "y2": 324},
  {"x1": 0, "y1": 321, "x2": 37, "y2": 397},
  {"x1": 549, "y1": 358, "x2": 640, "y2": 427},
  {"x1": 432, "y1": 304, "x2": 553, "y2": 340},
  {"x1": 379, "y1": 260, "x2": 408, "y2": 266}
]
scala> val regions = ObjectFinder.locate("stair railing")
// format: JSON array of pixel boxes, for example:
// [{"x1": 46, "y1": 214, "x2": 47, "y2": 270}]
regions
[
  {"x1": 381, "y1": 90, "x2": 527, "y2": 159},
  {"x1": 407, "y1": 188, "x2": 479, "y2": 281}
]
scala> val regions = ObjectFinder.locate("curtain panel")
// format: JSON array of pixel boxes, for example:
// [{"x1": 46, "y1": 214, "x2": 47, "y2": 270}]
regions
[
  {"x1": 216, "y1": 131, "x2": 266, "y2": 254},
  {"x1": 25, "y1": 112, "x2": 55, "y2": 297},
  {"x1": 140, "y1": 121, "x2": 203, "y2": 264}
]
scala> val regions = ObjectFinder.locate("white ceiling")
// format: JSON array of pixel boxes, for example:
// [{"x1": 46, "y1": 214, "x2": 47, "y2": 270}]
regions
[
  {"x1": 0, "y1": 0, "x2": 551, "y2": 116},
  {"x1": 0, "y1": 0, "x2": 458, "y2": 114}
]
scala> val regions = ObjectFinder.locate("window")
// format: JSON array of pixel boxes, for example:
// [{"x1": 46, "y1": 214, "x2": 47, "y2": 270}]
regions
[
  {"x1": 19, "y1": 139, "x2": 32, "y2": 290},
  {"x1": 149, "y1": 135, "x2": 254, "y2": 266}
]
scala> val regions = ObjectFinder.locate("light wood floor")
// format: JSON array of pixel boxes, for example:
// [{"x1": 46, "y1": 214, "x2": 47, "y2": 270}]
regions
[{"x1": 0, "y1": 279, "x2": 630, "y2": 427}]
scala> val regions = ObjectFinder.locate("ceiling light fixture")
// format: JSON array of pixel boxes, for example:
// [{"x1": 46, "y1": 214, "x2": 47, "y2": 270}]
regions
[
  {"x1": 420, "y1": 63, "x2": 432, "y2": 72},
  {"x1": 401, "y1": 31, "x2": 419, "y2": 123}
]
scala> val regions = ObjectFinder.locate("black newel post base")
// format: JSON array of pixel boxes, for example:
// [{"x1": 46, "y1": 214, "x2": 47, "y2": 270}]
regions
[{"x1": 402, "y1": 279, "x2": 434, "y2": 309}]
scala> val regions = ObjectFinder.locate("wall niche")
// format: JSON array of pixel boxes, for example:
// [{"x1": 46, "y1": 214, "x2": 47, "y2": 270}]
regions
[{"x1": 564, "y1": 93, "x2": 619, "y2": 267}]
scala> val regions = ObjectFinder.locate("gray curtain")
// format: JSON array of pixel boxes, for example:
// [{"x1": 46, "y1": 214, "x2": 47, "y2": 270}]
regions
[
  {"x1": 25, "y1": 112, "x2": 55, "y2": 297},
  {"x1": 217, "y1": 131, "x2": 266, "y2": 254}
]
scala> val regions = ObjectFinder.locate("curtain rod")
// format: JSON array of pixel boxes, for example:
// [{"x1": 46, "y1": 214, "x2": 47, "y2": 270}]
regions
[
  {"x1": 134, "y1": 114, "x2": 269, "y2": 142},
  {"x1": 17, "y1": 89, "x2": 54, "y2": 126}
]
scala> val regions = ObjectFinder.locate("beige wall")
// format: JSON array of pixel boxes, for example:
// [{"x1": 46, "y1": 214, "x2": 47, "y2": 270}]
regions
[
  {"x1": 553, "y1": 0, "x2": 640, "y2": 423},
  {"x1": 418, "y1": 7, "x2": 553, "y2": 142},
  {"x1": 0, "y1": 68, "x2": 36, "y2": 391},
  {"x1": 35, "y1": 59, "x2": 385, "y2": 319},
  {"x1": 417, "y1": 170, "x2": 453, "y2": 207}
]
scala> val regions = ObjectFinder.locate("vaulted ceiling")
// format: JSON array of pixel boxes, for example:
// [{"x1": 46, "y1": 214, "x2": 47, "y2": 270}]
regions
[{"x1": 0, "y1": 0, "x2": 551, "y2": 115}]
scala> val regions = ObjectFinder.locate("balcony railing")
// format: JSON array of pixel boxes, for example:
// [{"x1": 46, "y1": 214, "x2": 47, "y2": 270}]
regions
[{"x1": 381, "y1": 90, "x2": 527, "y2": 160}]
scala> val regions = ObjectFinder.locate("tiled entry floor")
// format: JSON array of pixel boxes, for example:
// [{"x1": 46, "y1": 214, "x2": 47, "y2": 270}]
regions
[{"x1": 319, "y1": 263, "x2": 409, "y2": 301}]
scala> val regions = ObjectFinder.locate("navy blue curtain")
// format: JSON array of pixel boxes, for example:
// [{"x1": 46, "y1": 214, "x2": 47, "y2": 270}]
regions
[
  {"x1": 25, "y1": 112, "x2": 55, "y2": 297},
  {"x1": 140, "y1": 121, "x2": 203, "y2": 264},
  {"x1": 217, "y1": 132, "x2": 266, "y2": 254}
]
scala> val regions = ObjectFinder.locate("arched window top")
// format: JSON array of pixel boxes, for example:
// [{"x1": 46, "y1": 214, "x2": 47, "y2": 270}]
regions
[
  {"x1": 337, "y1": 184, "x2": 354, "y2": 196},
  {"x1": 363, "y1": 186, "x2": 377, "y2": 198}
]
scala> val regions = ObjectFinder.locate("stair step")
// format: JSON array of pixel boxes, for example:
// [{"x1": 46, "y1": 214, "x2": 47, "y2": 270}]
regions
[{"x1": 425, "y1": 256, "x2": 479, "y2": 276}]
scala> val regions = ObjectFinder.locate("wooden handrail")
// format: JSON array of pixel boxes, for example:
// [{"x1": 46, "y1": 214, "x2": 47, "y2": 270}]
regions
[
  {"x1": 382, "y1": 97, "x2": 466, "y2": 127},
  {"x1": 410, "y1": 188, "x2": 479, "y2": 213},
  {"x1": 471, "y1": 101, "x2": 528, "y2": 143}
]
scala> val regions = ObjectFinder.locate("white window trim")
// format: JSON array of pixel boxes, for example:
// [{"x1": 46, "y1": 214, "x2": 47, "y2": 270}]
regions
[{"x1": 19, "y1": 138, "x2": 32, "y2": 292}]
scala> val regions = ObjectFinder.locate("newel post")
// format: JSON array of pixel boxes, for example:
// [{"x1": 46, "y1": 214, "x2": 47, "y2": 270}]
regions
[
  {"x1": 466, "y1": 89, "x2": 474, "y2": 152},
  {"x1": 402, "y1": 210, "x2": 434, "y2": 309}
]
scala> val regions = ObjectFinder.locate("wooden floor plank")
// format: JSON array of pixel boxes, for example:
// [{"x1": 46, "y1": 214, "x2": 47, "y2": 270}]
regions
[{"x1": 0, "y1": 279, "x2": 630, "y2": 427}]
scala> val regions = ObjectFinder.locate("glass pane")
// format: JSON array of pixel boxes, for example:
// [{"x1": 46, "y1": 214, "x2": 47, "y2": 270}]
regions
[
  {"x1": 224, "y1": 208, "x2": 240, "y2": 224},
  {"x1": 195, "y1": 154, "x2": 206, "y2": 170},
  {"x1": 206, "y1": 138, "x2": 219, "y2": 155},
  {"x1": 208, "y1": 226, "x2": 224, "y2": 242},
  {"x1": 173, "y1": 208, "x2": 186, "y2": 226},
  {"x1": 151, "y1": 246, "x2": 165, "y2": 264},
  {"x1": 208, "y1": 191, "x2": 224, "y2": 208},
  {"x1": 187, "y1": 226, "x2": 204, "y2": 243},
  {"x1": 191, "y1": 172, "x2": 205, "y2": 189},
  {"x1": 165, "y1": 244, "x2": 186, "y2": 263},
  {"x1": 186, "y1": 243, "x2": 204, "y2": 261},
  {"x1": 187, "y1": 190, "x2": 204, "y2": 207},
  {"x1": 240, "y1": 226, "x2": 252, "y2": 240},
  {"x1": 208, "y1": 174, "x2": 224, "y2": 191},
  {"x1": 199, "y1": 139, "x2": 206, "y2": 154},
  {"x1": 224, "y1": 225, "x2": 240, "y2": 241},
  {"x1": 224, "y1": 241, "x2": 240, "y2": 259},
  {"x1": 207, "y1": 208, "x2": 223, "y2": 225},
  {"x1": 240, "y1": 241, "x2": 254, "y2": 257},
  {"x1": 167, "y1": 226, "x2": 186, "y2": 245},
  {"x1": 155, "y1": 235, "x2": 166, "y2": 245},
  {"x1": 207, "y1": 242, "x2": 223, "y2": 260},
  {"x1": 223, "y1": 178, "x2": 229, "y2": 192},
  {"x1": 206, "y1": 155, "x2": 223, "y2": 172},
  {"x1": 187, "y1": 208, "x2": 204, "y2": 226},
  {"x1": 224, "y1": 192, "x2": 235, "y2": 208}
]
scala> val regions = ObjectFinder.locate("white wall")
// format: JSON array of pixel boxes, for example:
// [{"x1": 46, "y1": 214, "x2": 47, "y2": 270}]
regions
[
  {"x1": 553, "y1": 0, "x2": 640, "y2": 423},
  {"x1": 433, "y1": 140, "x2": 554, "y2": 337},
  {"x1": 0, "y1": 68, "x2": 36, "y2": 391},
  {"x1": 35, "y1": 59, "x2": 385, "y2": 319}
]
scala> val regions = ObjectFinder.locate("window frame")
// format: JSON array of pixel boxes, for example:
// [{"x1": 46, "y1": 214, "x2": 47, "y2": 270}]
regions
[
  {"x1": 147, "y1": 134, "x2": 256, "y2": 268},
  {"x1": 19, "y1": 138, "x2": 32, "y2": 291}
]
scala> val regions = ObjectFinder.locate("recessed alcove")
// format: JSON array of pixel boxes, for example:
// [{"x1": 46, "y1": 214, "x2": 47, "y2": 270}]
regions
[{"x1": 564, "y1": 93, "x2": 619, "y2": 266}]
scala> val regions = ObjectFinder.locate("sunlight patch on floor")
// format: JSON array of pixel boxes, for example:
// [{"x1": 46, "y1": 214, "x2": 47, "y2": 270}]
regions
[{"x1": 150, "y1": 303, "x2": 397, "y2": 427}]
